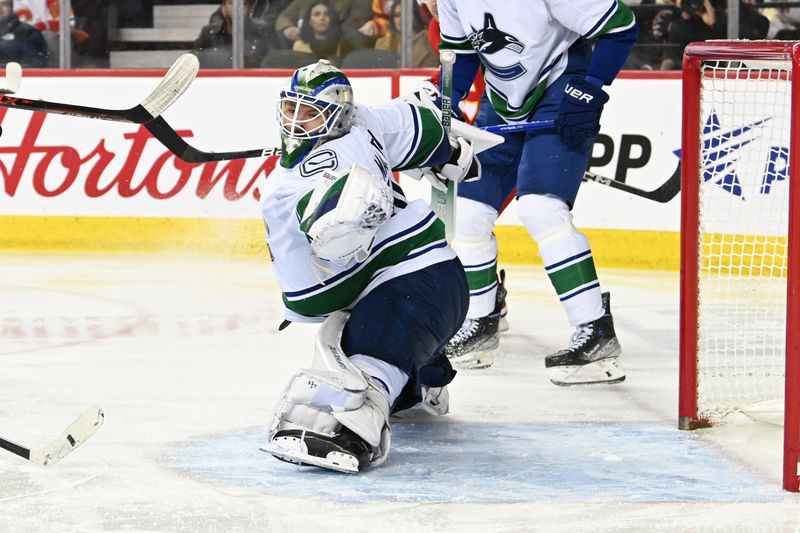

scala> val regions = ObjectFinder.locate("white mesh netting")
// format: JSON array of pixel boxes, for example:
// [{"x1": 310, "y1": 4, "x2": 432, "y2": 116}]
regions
[{"x1": 697, "y1": 58, "x2": 791, "y2": 423}]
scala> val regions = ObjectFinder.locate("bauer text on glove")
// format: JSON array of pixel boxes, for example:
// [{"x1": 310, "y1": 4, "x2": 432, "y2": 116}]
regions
[{"x1": 554, "y1": 77, "x2": 609, "y2": 147}]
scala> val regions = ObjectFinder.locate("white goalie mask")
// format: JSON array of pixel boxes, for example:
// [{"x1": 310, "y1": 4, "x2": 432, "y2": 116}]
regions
[{"x1": 276, "y1": 60, "x2": 356, "y2": 168}]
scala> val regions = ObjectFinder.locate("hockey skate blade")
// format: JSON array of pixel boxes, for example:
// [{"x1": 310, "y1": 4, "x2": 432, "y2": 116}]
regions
[
  {"x1": 261, "y1": 437, "x2": 360, "y2": 474},
  {"x1": 30, "y1": 406, "x2": 104, "y2": 466},
  {"x1": 449, "y1": 348, "x2": 494, "y2": 370},
  {"x1": 549, "y1": 358, "x2": 625, "y2": 387}
]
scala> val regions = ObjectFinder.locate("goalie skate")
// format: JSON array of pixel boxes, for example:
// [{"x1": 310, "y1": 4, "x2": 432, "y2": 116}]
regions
[
  {"x1": 545, "y1": 292, "x2": 625, "y2": 386},
  {"x1": 262, "y1": 426, "x2": 372, "y2": 474}
]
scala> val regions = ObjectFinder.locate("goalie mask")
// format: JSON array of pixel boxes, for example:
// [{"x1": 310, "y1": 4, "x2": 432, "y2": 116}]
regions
[{"x1": 277, "y1": 60, "x2": 356, "y2": 168}]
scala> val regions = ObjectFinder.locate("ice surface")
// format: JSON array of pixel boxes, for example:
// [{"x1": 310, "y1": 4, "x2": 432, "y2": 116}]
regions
[{"x1": 1, "y1": 254, "x2": 798, "y2": 532}]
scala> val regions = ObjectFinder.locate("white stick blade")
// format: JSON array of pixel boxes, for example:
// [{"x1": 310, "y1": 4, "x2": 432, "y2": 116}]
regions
[
  {"x1": 140, "y1": 53, "x2": 200, "y2": 118},
  {"x1": 0, "y1": 62, "x2": 21, "y2": 94},
  {"x1": 30, "y1": 406, "x2": 104, "y2": 466}
]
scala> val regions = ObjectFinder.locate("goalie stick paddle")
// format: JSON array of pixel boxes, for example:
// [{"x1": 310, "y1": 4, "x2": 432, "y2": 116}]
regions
[
  {"x1": 431, "y1": 50, "x2": 457, "y2": 241},
  {"x1": 0, "y1": 406, "x2": 104, "y2": 466},
  {"x1": 0, "y1": 53, "x2": 199, "y2": 123}
]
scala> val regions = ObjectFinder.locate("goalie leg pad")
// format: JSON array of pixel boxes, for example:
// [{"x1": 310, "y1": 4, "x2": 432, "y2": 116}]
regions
[{"x1": 264, "y1": 312, "x2": 392, "y2": 472}]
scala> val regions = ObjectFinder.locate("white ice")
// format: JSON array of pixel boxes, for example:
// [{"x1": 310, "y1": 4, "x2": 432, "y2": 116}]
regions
[{"x1": 1, "y1": 253, "x2": 798, "y2": 532}]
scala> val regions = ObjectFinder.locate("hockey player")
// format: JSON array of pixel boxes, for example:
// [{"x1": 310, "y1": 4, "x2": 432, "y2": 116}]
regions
[
  {"x1": 260, "y1": 60, "x2": 486, "y2": 473},
  {"x1": 437, "y1": 0, "x2": 638, "y2": 384}
]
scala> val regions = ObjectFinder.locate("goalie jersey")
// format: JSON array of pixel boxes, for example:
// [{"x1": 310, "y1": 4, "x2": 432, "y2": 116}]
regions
[
  {"x1": 261, "y1": 102, "x2": 456, "y2": 323},
  {"x1": 438, "y1": 0, "x2": 636, "y2": 122}
]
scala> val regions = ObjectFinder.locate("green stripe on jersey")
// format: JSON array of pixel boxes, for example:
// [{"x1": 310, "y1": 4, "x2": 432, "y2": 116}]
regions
[
  {"x1": 297, "y1": 176, "x2": 347, "y2": 233},
  {"x1": 488, "y1": 77, "x2": 549, "y2": 121},
  {"x1": 439, "y1": 38, "x2": 474, "y2": 53},
  {"x1": 394, "y1": 107, "x2": 445, "y2": 171},
  {"x1": 283, "y1": 217, "x2": 447, "y2": 317},
  {"x1": 591, "y1": 1, "x2": 636, "y2": 39},
  {"x1": 548, "y1": 257, "x2": 599, "y2": 296},
  {"x1": 465, "y1": 264, "x2": 497, "y2": 292}
]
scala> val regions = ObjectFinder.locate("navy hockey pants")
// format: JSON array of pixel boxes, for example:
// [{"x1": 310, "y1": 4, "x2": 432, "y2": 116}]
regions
[{"x1": 341, "y1": 258, "x2": 468, "y2": 412}]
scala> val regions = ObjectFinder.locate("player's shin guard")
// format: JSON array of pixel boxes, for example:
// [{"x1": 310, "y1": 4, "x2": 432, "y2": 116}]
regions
[
  {"x1": 263, "y1": 312, "x2": 392, "y2": 473},
  {"x1": 446, "y1": 198, "x2": 501, "y2": 368}
]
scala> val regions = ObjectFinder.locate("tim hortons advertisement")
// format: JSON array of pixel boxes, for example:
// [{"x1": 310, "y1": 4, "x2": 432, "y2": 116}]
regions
[{"x1": 0, "y1": 72, "x2": 682, "y2": 231}]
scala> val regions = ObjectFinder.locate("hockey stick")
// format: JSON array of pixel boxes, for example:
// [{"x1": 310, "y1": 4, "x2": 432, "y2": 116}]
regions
[
  {"x1": 0, "y1": 53, "x2": 199, "y2": 123},
  {"x1": 0, "y1": 406, "x2": 104, "y2": 466},
  {"x1": 431, "y1": 50, "x2": 457, "y2": 240},
  {"x1": 583, "y1": 163, "x2": 681, "y2": 203},
  {"x1": 0, "y1": 62, "x2": 22, "y2": 95}
]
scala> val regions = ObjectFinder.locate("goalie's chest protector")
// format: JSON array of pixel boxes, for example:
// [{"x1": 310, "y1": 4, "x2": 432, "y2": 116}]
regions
[
  {"x1": 260, "y1": 108, "x2": 452, "y2": 321},
  {"x1": 438, "y1": 0, "x2": 624, "y2": 121}
]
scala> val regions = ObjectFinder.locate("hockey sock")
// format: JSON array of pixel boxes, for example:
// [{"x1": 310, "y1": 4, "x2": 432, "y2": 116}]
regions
[
  {"x1": 518, "y1": 194, "x2": 604, "y2": 326},
  {"x1": 452, "y1": 197, "x2": 499, "y2": 318},
  {"x1": 349, "y1": 354, "x2": 408, "y2": 405}
]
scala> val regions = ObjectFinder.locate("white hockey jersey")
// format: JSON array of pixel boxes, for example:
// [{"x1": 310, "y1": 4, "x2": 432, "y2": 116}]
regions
[
  {"x1": 261, "y1": 102, "x2": 456, "y2": 322},
  {"x1": 438, "y1": 0, "x2": 636, "y2": 121}
]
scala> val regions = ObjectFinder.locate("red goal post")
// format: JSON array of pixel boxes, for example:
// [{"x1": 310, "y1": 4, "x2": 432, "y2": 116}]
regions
[{"x1": 680, "y1": 40, "x2": 800, "y2": 492}]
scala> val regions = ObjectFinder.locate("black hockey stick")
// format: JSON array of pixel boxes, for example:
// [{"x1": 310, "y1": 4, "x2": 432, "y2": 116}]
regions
[
  {"x1": 583, "y1": 163, "x2": 681, "y2": 203},
  {"x1": 144, "y1": 113, "x2": 682, "y2": 203},
  {"x1": 0, "y1": 406, "x2": 104, "y2": 466},
  {"x1": 144, "y1": 115, "x2": 280, "y2": 163},
  {"x1": 0, "y1": 54, "x2": 199, "y2": 123}
]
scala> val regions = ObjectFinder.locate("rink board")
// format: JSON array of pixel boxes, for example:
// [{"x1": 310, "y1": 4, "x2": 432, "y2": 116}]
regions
[{"x1": 0, "y1": 69, "x2": 685, "y2": 268}]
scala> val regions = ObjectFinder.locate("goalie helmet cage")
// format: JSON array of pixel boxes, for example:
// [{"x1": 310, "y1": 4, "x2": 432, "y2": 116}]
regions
[{"x1": 679, "y1": 40, "x2": 800, "y2": 492}]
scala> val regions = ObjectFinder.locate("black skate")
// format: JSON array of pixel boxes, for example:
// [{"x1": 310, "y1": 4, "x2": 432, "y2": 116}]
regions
[
  {"x1": 444, "y1": 313, "x2": 499, "y2": 369},
  {"x1": 544, "y1": 292, "x2": 624, "y2": 386},
  {"x1": 264, "y1": 426, "x2": 371, "y2": 474},
  {"x1": 496, "y1": 269, "x2": 509, "y2": 332}
]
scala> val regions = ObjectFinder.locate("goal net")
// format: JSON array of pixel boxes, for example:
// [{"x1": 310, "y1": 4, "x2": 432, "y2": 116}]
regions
[{"x1": 679, "y1": 41, "x2": 800, "y2": 492}]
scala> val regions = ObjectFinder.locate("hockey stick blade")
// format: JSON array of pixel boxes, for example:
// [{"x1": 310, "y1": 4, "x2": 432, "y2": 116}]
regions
[
  {"x1": 0, "y1": 406, "x2": 104, "y2": 466},
  {"x1": 583, "y1": 163, "x2": 681, "y2": 203},
  {"x1": 0, "y1": 62, "x2": 22, "y2": 94},
  {"x1": 0, "y1": 53, "x2": 199, "y2": 123}
]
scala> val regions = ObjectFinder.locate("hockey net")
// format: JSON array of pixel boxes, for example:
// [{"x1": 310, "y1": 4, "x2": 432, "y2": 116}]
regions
[{"x1": 679, "y1": 41, "x2": 800, "y2": 492}]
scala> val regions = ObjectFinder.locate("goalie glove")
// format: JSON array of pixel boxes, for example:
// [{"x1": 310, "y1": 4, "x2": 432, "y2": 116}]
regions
[
  {"x1": 300, "y1": 163, "x2": 394, "y2": 266},
  {"x1": 405, "y1": 136, "x2": 481, "y2": 192}
]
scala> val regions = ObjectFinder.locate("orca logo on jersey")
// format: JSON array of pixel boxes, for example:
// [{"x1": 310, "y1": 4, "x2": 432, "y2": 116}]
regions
[
  {"x1": 468, "y1": 13, "x2": 524, "y2": 55},
  {"x1": 468, "y1": 13, "x2": 526, "y2": 81}
]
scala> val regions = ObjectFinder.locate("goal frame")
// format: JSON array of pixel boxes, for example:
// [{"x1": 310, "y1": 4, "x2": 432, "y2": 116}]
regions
[{"x1": 679, "y1": 40, "x2": 800, "y2": 492}]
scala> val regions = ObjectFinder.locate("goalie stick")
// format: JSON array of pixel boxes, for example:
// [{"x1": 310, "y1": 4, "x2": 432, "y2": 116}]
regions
[
  {"x1": 0, "y1": 406, "x2": 104, "y2": 466},
  {"x1": 430, "y1": 50, "x2": 457, "y2": 240},
  {"x1": 0, "y1": 53, "x2": 198, "y2": 123}
]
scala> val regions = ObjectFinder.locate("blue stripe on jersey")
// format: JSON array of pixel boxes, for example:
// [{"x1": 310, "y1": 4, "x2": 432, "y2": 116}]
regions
[
  {"x1": 545, "y1": 250, "x2": 592, "y2": 272},
  {"x1": 585, "y1": 1, "x2": 617, "y2": 37},
  {"x1": 464, "y1": 258, "x2": 497, "y2": 269},
  {"x1": 559, "y1": 282, "x2": 600, "y2": 302},
  {"x1": 441, "y1": 32, "x2": 469, "y2": 43},
  {"x1": 284, "y1": 211, "x2": 437, "y2": 298},
  {"x1": 470, "y1": 281, "x2": 498, "y2": 297},
  {"x1": 399, "y1": 104, "x2": 421, "y2": 167}
]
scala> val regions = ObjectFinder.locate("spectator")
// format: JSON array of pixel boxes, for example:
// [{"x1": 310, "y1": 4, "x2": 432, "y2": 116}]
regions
[
  {"x1": 13, "y1": 0, "x2": 89, "y2": 43},
  {"x1": 374, "y1": 0, "x2": 436, "y2": 67},
  {"x1": 0, "y1": 0, "x2": 46, "y2": 67},
  {"x1": 661, "y1": 0, "x2": 767, "y2": 69},
  {"x1": 194, "y1": 0, "x2": 270, "y2": 67},
  {"x1": 292, "y1": 1, "x2": 343, "y2": 61},
  {"x1": 764, "y1": 7, "x2": 800, "y2": 39},
  {"x1": 624, "y1": 1, "x2": 680, "y2": 70},
  {"x1": 251, "y1": 0, "x2": 292, "y2": 50},
  {"x1": 275, "y1": 0, "x2": 372, "y2": 51},
  {"x1": 359, "y1": 0, "x2": 391, "y2": 41}
]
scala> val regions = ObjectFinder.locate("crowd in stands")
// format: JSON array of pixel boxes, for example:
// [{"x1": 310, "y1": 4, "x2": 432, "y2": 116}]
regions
[
  {"x1": 5, "y1": 0, "x2": 800, "y2": 69},
  {"x1": 192, "y1": 0, "x2": 439, "y2": 68}
]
